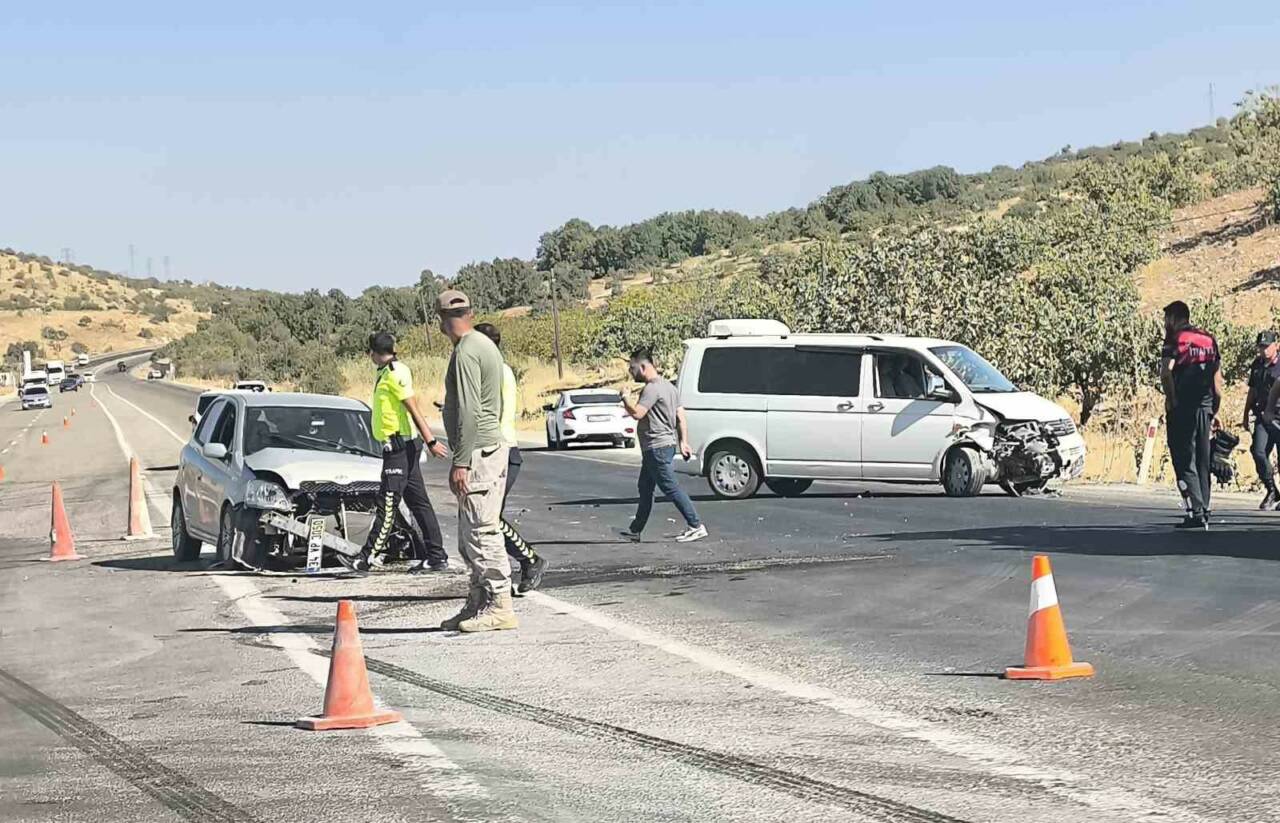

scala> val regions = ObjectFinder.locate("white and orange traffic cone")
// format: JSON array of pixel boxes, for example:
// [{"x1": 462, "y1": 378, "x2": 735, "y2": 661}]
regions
[
  {"x1": 1005, "y1": 555, "x2": 1093, "y2": 681},
  {"x1": 45, "y1": 482, "x2": 84, "y2": 562},
  {"x1": 40, "y1": 431, "x2": 49, "y2": 446},
  {"x1": 123, "y1": 457, "x2": 153, "y2": 540},
  {"x1": 297, "y1": 601, "x2": 402, "y2": 731}
]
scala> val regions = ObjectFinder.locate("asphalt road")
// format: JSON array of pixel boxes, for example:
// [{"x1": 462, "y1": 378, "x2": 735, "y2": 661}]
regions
[{"x1": 2, "y1": 363, "x2": 1278, "y2": 822}]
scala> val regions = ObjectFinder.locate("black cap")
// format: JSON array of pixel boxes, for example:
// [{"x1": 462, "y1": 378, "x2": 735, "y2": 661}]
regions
[
  {"x1": 368, "y1": 331, "x2": 396, "y2": 355},
  {"x1": 1257, "y1": 330, "x2": 1278, "y2": 346}
]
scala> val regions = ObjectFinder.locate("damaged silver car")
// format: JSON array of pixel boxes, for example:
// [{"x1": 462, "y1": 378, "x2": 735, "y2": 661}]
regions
[{"x1": 172, "y1": 392, "x2": 420, "y2": 570}]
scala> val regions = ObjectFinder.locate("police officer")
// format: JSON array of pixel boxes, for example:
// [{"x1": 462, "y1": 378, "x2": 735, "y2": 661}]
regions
[
  {"x1": 1245, "y1": 330, "x2": 1280, "y2": 509},
  {"x1": 339, "y1": 331, "x2": 451, "y2": 574},
  {"x1": 1160, "y1": 301, "x2": 1224, "y2": 530}
]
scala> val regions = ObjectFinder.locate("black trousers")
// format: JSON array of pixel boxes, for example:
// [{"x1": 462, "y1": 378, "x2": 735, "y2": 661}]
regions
[
  {"x1": 364, "y1": 438, "x2": 446, "y2": 566},
  {"x1": 501, "y1": 446, "x2": 538, "y2": 567},
  {"x1": 1168, "y1": 405, "x2": 1213, "y2": 517},
  {"x1": 1251, "y1": 420, "x2": 1280, "y2": 490}
]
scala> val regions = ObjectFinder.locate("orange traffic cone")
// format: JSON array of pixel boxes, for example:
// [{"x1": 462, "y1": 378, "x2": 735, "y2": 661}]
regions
[
  {"x1": 123, "y1": 457, "x2": 153, "y2": 539},
  {"x1": 63, "y1": 416, "x2": 70, "y2": 429},
  {"x1": 297, "y1": 601, "x2": 402, "y2": 731},
  {"x1": 41, "y1": 431, "x2": 49, "y2": 445},
  {"x1": 1005, "y1": 556, "x2": 1093, "y2": 680},
  {"x1": 46, "y1": 482, "x2": 84, "y2": 562},
  {"x1": 0, "y1": 465, "x2": 6, "y2": 482}
]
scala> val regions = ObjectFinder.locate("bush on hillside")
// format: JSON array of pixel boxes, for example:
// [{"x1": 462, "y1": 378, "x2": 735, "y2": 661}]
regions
[{"x1": 41, "y1": 326, "x2": 68, "y2": 342}]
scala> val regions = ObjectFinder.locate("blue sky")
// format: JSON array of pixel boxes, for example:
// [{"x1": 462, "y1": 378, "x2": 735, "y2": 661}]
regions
[{"x1": 2, "y1": 1, "x2": 1277, "y2": 293}]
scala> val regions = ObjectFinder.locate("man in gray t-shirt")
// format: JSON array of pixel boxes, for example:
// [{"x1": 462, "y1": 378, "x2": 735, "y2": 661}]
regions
[{"x1": 620, "y1": 349, "x2": 706, "y2": 543}]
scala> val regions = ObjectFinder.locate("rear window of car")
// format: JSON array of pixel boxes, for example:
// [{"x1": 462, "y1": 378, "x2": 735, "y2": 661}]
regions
[
  {"x1": 569, "y1": 392, "x2": 622, "y2": 405},
  {"x1": 697, "y1": 346, "x2": 861, "y2": 397}
]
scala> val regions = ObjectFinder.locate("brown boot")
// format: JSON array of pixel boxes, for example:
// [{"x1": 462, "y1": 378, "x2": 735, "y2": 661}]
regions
[
  {"x1": 440, "y1": 586, "x2": 484, "y2": 630},
  {"x1": 458, "y1": 590, "x2": 518, "y2": 633}
]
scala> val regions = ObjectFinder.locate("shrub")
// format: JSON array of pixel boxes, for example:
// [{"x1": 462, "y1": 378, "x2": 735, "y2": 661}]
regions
[
  {"x1": 41, "y1": 326, "x2": 68, "y2": 341},
  {"x1": 138, "y1": 327, "x2": 154, "y2": 339}
]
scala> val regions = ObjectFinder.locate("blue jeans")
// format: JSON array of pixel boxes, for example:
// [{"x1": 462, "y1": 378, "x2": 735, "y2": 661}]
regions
[{"x1": 630, "y1": 445, "x2": 701, "y2": 532}]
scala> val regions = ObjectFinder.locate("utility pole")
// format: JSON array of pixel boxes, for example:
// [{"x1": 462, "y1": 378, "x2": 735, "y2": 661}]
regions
[
  {"x1": 147, "y1": 257, "x2": 153, "y2": 279},
  {"x1": 163, "y1": 255, "x2": 170, "y2": 279},
  {"x1": 1209, "y1": 82, "x2": 1216, "y2": 123},
  {"x1": 129, "y1": 244, "x2": 135, "y2": 276},
  {"x1": 549, "y1": 269, "x2": 563, "y2": 380}
]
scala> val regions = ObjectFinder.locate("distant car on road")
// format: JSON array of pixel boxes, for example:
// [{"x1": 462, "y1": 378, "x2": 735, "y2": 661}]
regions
[
  {"x1": 59, "y1": 375, "x2": 83, "y2": 392},
  {"x1": 233, "y1": 380, "x2": 270, "y2": 392},
  {"x1": 82, "y1": 372, "x2": 96, "y2": 384},
  {"x1": 544, "y1": 388, "x2": 635, "y2": 450},
  {"x1": 20, "y1": 385, "x2": 51, "y2": 410},
  {"x1": 172, "y1": 391, "x2": 417, "y2": 570},
  {"x1": 117, "y1": 361, "x2": 128, "y2": 373},
  {"x1": 147, "y1": 368, "x2": 163, "y2": 380}
]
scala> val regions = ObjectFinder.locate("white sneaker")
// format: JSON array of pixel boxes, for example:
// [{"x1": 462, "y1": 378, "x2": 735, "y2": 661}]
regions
[
  {"x1": 675, "y1": 524, "x2": 708, "y2": 543},
  {"x1": 369, "y1": 553, "x2": 388, "y2": 569},
  {"x1": 406, "y1": 559, "x2": 426, "y2": 572}
]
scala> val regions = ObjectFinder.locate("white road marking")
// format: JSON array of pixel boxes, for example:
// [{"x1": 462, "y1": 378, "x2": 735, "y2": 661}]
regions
[
  {"x1": 103, "y1": 385, "x2": 186, "y2": 445},
  {"x1": 527, "y1": 590, "x2": 1204, "y2": 822},
  {"x1": 94, "y1": 381, "x2": 489, "y2": 813}
]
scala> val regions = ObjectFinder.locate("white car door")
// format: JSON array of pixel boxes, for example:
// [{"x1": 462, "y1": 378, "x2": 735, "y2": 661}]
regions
[
  {"x1": 764, "y1": 346, "x2": 864, "y2": 478},
  {"x1": 183, "y1": 400, "x2": 225, "y2": 537},
  {"x1": 861, "y1": 350, "x2": 959, "y2": 479},
  {"x1": 200, "y1": 401, "x2": 240, "y2": 531}
]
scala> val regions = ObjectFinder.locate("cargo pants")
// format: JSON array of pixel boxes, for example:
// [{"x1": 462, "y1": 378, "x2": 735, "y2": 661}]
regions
[{"x1": 456, "y1": 444, "x2": 511, "y2": 596}]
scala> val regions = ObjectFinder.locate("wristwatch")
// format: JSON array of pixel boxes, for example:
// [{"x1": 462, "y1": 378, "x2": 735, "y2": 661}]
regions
[{"x1": 426, "y1": 438, "x2": 439, "y2": 449}]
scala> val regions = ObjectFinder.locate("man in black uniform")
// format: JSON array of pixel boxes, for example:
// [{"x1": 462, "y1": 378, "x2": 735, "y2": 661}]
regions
[
  {"x1": 1244, "y1": 330, "x2": 1280, "y2": 510},
  {"x1": 1160, "y1": 301, "x2": 1224, "y2": 530}
]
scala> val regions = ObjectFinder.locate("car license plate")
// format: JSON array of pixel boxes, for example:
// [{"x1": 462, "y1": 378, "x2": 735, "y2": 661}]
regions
[
  {"x1": 588, "y1": 414, "x2": 610, "y2": 422},
  {"x1": 305, "y1": 517, "x2": 325, "y2": 573}
]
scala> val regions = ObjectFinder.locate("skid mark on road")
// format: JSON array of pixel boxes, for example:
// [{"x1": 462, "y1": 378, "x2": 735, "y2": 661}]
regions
[
  {"x1": 546, "y1": 552, "x2": 890, "y2": 588},
  {"x1": 351, "y1": 652, "x2": 969, "y2": 823},
  {"x1": 0, "y1": 666, "x2": 260, "y2": 823},
  {"x1": 527, "y1": 591, "x2": 1208, "y2": 822}
]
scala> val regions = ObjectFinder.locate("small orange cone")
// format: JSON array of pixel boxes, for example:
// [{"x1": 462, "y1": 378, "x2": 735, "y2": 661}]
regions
[
  {"x1": 1006, "y1": 556, "x2": 1093, "y2": 681},
  {"x1": 46, "y1": 482, "x2": 84, "y2": 562},
  {"x1": 41, "y1": 431, "x2": 49, "y2": 445},
  {"x1": 123, "y1": 457, "x2": 153, "y2": 539},
  {"x1": 63, "y1": 416, "x2": 70, "y2": 429},
  {"x1": 297, "y1": 601, "x2": 402, "y2": 731},
  {"x1": 0, "y1": 465, "x2": 6, "y2": 482}
]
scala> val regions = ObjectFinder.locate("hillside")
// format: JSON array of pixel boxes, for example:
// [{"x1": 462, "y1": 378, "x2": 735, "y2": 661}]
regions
[
  {"x1": 0, "y1": 251, "x2": 209, "y2": 366},
  {"x1": 1136, "y1": 187, "x2": 1280, "y2": 327}
]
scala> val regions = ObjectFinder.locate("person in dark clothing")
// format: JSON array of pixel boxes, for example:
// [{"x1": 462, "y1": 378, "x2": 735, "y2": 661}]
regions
[
  {"x1": 337, "y1": 331, "x2": 451, "y2": 574},
  {"x1": 1244, "y1": 330, "x2": 1280, "y2": 510},
  {"x1": 1160, "y1": 301, "x2": 1225, "y2": 530}
]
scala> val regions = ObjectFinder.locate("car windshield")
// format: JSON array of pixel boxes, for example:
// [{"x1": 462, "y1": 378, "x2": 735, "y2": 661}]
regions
[
  {"x1": 25, "y1": 387, "x2": 48, "y2": 397},
  {"x1": 242, "y1": 406, "x2": 378, "y2": 458},
  {"x1": 929, "y1": 345, "x2": 1018, "y2": 393},
  {"x1": 569, "y1": 392, "x2": 622, "y2": 405}
]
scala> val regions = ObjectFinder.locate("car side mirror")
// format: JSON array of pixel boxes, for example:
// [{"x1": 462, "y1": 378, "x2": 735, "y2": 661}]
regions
[
  {"x1": 925, "y1": 375, "x2": 958, "y2": 403},
  {"x1": 188, "y1": 414, "x2": 198, "y2": 427},
  {"x1": 202, "y1": 442, "x2": 229, "y2": 461},
  {"x1": 543, "y1": 403, "x2": 555, "y2": 412}
]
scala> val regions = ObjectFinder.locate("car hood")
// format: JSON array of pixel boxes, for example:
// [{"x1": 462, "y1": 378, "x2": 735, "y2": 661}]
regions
[
  {"x1": 973, "y1": 391, "x2": 1072, "y2": 423},
  {"x1": 243, "y1": 448, "x2": 381, "y2": 489}
]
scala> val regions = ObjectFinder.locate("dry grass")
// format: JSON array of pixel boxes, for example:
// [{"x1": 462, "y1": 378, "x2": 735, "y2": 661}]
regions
[{"x1": 338, "y1": 353, "x2": 631, "y2": 435}]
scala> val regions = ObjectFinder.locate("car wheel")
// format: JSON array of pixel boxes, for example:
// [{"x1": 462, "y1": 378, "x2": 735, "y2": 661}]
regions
[
  {"x1": 764, "y1": 478, "x2": 813, "y2": 497},
  {"x1": 942, "y1": 447, "x2": 988, "y2": 497},
  {"x1": 215, "y1": 505, "x2": 236, "y2": 566},
  {"x1": 170, "y1": 497, "x2": 202, "y2": 562},
  {"x1": 706, "y1": 445, "x2": 761, "y2": 499},
  {"x1": 547, "y1": 425, "x2": 558, "y2": 450}
]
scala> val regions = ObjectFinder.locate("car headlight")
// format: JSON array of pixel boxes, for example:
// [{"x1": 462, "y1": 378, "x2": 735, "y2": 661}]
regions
[{"x1": 245, "y1": 479, "x2": 292, "y2": 511}]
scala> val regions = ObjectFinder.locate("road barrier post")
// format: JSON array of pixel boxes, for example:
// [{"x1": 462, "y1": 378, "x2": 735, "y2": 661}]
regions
[
  {"x1": 123, "y1": 457, "x2": 154, "y2": 540},
  {"x1": 1136, "y1": 418, "x2": 1158, "y2": 485},
  {"x1": 45, "y1": 482, "x2": 84, "y2": 562}
]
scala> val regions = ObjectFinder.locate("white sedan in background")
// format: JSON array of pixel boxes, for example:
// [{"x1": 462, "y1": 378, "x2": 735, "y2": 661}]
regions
[{"x1": 545, "y1": 389, "x2": 635, "y2": 450}]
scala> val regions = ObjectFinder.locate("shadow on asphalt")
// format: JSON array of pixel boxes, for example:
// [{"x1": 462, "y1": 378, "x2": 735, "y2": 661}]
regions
[
  {"x1": 95, "y1": 556, "x2": 206, "y2": 572},
  {"x1": 181, "y1": 624, "x2": 446, "y2": 635},
  {"x1": 554, "y1": 490, "x2": 958, "y2": 506},
  {"x1": 269, "y1": 594, "x2": 457, "y2": 604},
  {"x1": 864, "y1": 519, "x2": 1280, "y2": 560}
]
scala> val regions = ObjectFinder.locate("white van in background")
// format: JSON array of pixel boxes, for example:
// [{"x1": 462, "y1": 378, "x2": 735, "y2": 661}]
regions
[
  {"x1": 44, "y1": 360, "x2": 66, "y2": 385},
  {"x1": 676, "y1": 320, "x2": 1086, "y2": 499}
]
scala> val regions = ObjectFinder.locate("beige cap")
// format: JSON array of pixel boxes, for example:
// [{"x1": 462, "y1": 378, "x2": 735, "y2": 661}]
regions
[{"x1": 436, "y1": 289, "x2": 472, "y2": 312}]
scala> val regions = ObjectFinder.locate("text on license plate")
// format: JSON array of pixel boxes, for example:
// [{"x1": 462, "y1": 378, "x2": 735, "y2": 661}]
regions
[{"x1": 588, "y1": 414, "x2": 610, "y2": 422}]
